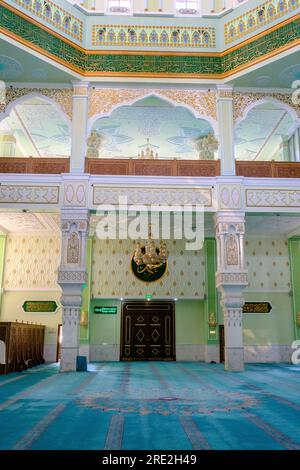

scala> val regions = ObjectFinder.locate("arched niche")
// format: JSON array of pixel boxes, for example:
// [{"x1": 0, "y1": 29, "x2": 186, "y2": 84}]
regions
[
  {"x1": 87, "y1": 95, "x2": 217, "y2": 160},
  {"x1": 234, "y1": 98, "x2": 300, "y2": 162},
  {"x1": 0, "y1": 94, "x2": 71, "y2": 158}
]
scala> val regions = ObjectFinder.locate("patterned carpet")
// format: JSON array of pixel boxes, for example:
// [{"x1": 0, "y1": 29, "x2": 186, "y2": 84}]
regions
[{"x1": 0, "y1": 362, "x2": 300, "y2": 450}]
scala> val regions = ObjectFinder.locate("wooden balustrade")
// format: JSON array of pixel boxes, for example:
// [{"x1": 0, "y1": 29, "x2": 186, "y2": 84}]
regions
[
  {"x1": 85, "y1": 158, "x2": 221, "y2": 177},
  {"x1": 236, "y1": 161, "x2": 300, "y2": 178},
  {"x1": 0, "y1": 322, "x2": 45, "y2": 374},
  {"x1": 0, "y1": 157, "x2": 70, "y2": 174}
]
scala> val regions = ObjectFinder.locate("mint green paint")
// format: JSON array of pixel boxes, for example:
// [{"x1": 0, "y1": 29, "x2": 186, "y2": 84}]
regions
[
  {"x1": 175, "y1": 300, "x2": 205, "y2": 345},
  {"x1": 89, "y1": 298, "x2": 205, "y2": 347},
  {"x1": 288, "y1": 238, "x2": 300, "y2": 340},
  {"x1": 204, "y1": 238, "x2": 218, "y2": 344},
  {"x1": 0, "y1": 235, "x2": 6, "y2": 315},
  {"x1": 243, "y1": 292, "x2": 294, "y2": 345},
  {"x1": 80, "y1": 237, "x2": 92, "y2": 344},
  {"x1": 89, "y1": 299, "x2": 121, "y2": 345}
]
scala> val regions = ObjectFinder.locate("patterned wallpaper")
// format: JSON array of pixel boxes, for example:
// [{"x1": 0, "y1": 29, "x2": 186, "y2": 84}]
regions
[
  {"x1": 3, "y1": 235, "x2": 61, "y2": 290},
  {"x1": 245, "y1": 238, "x2": 290, "y2": 292},
  {"x1": 91, "y1": 238, "x2": 206, "y2": 299}
]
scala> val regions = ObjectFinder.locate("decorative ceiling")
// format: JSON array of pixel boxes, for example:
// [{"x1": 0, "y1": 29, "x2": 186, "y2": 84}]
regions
[
  {"x1": 229, "y1": 51, "x2": 300, "y2": 89},
  {"x1": 0, "y1": 96, "x2": 70, "y2": 157},
  {"x1": 91, "y1": 96, "x2": 214, "y2": 159},
  {"x1": 0, "y1": 40, "x2": 76, "y2": 83},
  {"x1": 234, "y1": 102, "x2": 295, "y2": 161},
  {"x1": 0, "y1": 212, "x2": 61, "y2": 234}
]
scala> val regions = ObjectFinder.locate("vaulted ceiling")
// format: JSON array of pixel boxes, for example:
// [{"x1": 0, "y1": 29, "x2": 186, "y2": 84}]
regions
[{"x1": 0, "y1": 97, "x2": 70, "y2": 157}]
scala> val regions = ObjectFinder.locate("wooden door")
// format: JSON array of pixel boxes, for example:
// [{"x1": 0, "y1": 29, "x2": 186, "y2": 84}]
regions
[
  {"x1": 219, "y1": 325, "x2": 225, "y2": 363},
  {"x1": 121, "y1": 300, "x2": 175, "y2": 361}
]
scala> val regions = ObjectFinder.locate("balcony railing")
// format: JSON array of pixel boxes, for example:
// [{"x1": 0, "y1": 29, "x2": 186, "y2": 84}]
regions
[
  {"x1": 0, "y1": 157, "x2": 70, "y2": 174},
  {"x1": 85, "y1": 158, "x2": 220, "y2": 176},
  {"x1": 236, "y1": 161, "x2": 300, "y2": 178}
]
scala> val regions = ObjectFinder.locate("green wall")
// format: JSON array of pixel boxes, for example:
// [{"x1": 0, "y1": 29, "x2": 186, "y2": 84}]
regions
[
  {"x1": 89, "y1": 298, "x2": 205, "y2": 347},
  {"x1": 80, "y1": 237, "x2": 93, "y2": 344},
  {"x1": 243, "y1": 292, "x2": 294, "y2": 346},
  {"x1": 0, "y1": 235, "x2": 6, "y2": 312},
  {"x1": 175, "y1": 300, "x2": 205, "y2": 345},
  {"x1": 90, "y1": 299, "x2": 121, "y2": 345},
  {"x1": 288, "y1": 238, "x2": 300, "y2": 340}
]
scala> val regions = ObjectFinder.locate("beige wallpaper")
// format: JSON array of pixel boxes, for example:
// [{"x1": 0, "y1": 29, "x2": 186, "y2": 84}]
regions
[
  {"x1": 3, "y1": 235, "x2": 61, "y2": 290},
  {"x1": 91, "y1": 238, "x2": 206, "y2": 298},
  {"x1": 245, "y1": 238, "x2": 290, "y2": 292}
]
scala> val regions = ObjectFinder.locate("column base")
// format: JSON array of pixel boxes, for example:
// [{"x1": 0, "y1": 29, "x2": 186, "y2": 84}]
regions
[
  {"x1": 60, "y1": 347, "x2": 78, "y2": 372},
  {"x1": 204, "y1": 345, "x2": 220, "y2": 363},
  {"x1": 225, "y1": 347, "x2": 244, "y2": 371}
]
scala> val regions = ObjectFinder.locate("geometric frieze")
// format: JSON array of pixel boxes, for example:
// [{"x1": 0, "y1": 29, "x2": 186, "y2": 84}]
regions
[{"x1": 92, "y1": 186, "x2": 213, "y2": 208}]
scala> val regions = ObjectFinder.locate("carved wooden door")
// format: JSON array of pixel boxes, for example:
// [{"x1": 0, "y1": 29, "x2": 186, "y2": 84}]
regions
[{"x1": 121, "y1": 301, "x2": 175, "y2": 361}]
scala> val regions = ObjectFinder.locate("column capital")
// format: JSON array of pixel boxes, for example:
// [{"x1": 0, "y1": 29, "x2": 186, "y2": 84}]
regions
[
  {"x1": 71, "y1": 81, "x2": 90, "y2": 96},
  {"x1": 216, "y1": 85, "x2": 233, "y2": 100}
]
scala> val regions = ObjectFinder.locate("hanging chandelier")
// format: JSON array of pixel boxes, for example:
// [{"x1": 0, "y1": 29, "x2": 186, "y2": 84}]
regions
[
  {"x1": 138, "y1": 138, "x2": 159, "y2": 159},
  {"x1": 133, "y1": 225, "x2": 168, "y2": 274}
]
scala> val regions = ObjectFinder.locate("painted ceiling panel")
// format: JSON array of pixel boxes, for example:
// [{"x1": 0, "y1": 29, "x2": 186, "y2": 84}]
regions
[
  {"x1": 0, "y1": 97, "x2": 71, "y2": 157},
  {"x1": 92, "y1": 96, "x2": 214, "y2": 159},
  {"x1": 235, "y1": 102, "x2": 295, "y2": 161}
]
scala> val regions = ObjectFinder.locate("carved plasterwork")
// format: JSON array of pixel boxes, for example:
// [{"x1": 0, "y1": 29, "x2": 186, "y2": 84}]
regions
[
  {"x1": 246, "y1": 189, "x2": 300, "y2": 207},
  {"x1": 58, "y1": 270, "x2": 87, "y2": 284},
  {"x1": 216, "y1": 272, "x2": 248, "y2": 285},
  {"x1": 219, "y1": 184, "x2": 242, "y2": 210},
  {"x1": 226, "y1": 234, "x2": 239, "y2": 266},
  {"x1": 233, "y1": 92, "x2": 300, "y2": 123},
  {"x1": 88, "y1": 88, "x2": 217, "y2": 122},
  {"x1": 0, "y1": 185, "x2": 60, "y2": 205},
  {"x1": 0, "y1": 87, "x2": 73, "y2": 120},
  {"x1": 62, "y1": 308, "x2": 81, "y2": 327},
  {"x1": 157, "y1": 90, "x2": 217, "y2": 122},
  {"x1": 92, "y1": 186, "x2": 212, "y2": 207},
  {"x1": 218, "y1": 89, "x2": 233, "y2": 99},
  {"x1": 63, "y1": 181, "x2": 88, "y2": 207},
  {"x1": 67, "y1": 232, "x2": 80, "y2": 264}
]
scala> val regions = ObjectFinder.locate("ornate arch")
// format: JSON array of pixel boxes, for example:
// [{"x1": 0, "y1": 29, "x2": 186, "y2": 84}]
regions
[
  {"x1": 88, "y1": 88, "x2": 217, "y2": 135},
  {"x1": 233, "y1": 92, "x2": 300, "y2": 126},
  {"x1": 0, "y1": 88, "x2": 73, "y2": 125}
]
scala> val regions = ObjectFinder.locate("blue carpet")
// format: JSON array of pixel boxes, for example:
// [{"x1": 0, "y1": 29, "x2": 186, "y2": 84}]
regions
[{"x1": 0, "y1": 362, "x2": 300, "y2": 450}]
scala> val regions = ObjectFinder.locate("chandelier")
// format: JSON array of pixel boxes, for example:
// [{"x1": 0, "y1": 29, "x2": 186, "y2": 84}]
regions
[
  {"x1": 138, "y1": 138, "x2": 159, "y2": 159},
  {"x1": 133, "y1": 225, "x2": 168, "y2": 274}
]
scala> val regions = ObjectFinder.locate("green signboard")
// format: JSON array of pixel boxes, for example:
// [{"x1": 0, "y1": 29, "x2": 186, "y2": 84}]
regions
[
  {"x1": 94, "y1": 306, "x2": 117, "y2": 314},
  {"x1": 243, "y1": 302, "x2": 272, "y2": 314},
  {"x1": 22, "y1": 301, "x2": 58, "y2": 313}
]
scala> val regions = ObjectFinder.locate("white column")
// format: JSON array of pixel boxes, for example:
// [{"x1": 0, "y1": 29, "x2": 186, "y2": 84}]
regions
[
  {"x1": 280, "y1": 135, "x2": 290, "y2": 161},
  {"x1": 70, "y1": 82, "x2": 89, "y2": 174},
  {"x1": 215, "y1": 212, "x2": 248, "y2": 371},
  {"x1": 294, "y1": 129, "x2": 300, "y2": 162},
  {"x1": 217, "y1": 85, "x2": 235, "y2": 176},
  {"x1": 58, "y1": 208, "x2": 89, "y2": 372}
]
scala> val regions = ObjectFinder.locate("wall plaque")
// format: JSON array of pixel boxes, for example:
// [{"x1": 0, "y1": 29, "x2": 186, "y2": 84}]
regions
[
  {"x1": 22, "y1": 301, "x2": 59, "y2": 313},
  {"x1": 243, "y1": 302, "x2": 272, "y2": 314},
  {"x1": 131, "y1": 256, "x2": 167, "y2": 283}
]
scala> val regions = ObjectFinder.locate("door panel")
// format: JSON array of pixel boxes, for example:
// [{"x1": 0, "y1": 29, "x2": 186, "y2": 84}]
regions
[{"x1": 121, "y1": 301, "x2": 175, "y2": 361}]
